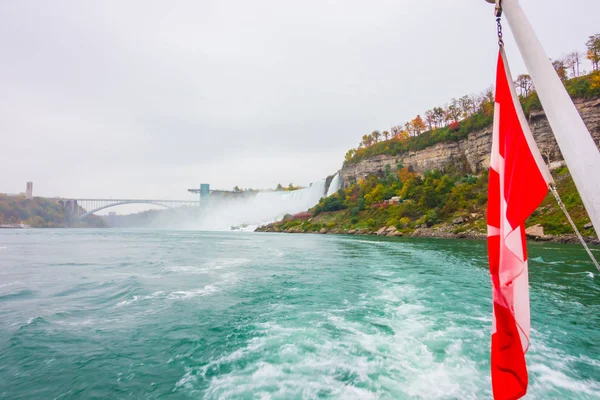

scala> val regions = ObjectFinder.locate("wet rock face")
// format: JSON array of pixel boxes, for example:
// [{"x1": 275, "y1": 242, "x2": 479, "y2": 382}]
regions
[{"x1": 340, "y1": 98, "x2": 600, "y2": 186}]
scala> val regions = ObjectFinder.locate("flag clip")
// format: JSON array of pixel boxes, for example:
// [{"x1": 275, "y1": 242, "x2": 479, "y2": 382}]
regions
[
  {"x1": 487, "y1": 0, "x2": 503, "y2": 18},
  {"x1": 495, "y1": 0, "x2": 503, "y2": 17}
]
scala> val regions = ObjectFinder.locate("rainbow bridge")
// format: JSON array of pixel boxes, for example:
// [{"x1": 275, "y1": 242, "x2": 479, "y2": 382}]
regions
[{"x1": 55, "y1": 198, "x2": 200, "y2": 220}]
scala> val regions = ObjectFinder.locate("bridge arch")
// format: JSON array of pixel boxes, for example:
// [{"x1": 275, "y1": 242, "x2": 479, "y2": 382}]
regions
[{"x1": 78, "y1": 201, "x2": 177, "y2": 220}]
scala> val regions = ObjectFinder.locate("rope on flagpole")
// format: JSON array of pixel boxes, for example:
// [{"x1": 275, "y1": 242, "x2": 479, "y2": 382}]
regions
[{"x1": 549, "y1": 185, "x2": 600, "y2": 273}]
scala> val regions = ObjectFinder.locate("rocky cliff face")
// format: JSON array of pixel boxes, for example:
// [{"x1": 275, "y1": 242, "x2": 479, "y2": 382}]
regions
[{"x1": 341, "y1": 98, "x2": 600, "y2": 186}]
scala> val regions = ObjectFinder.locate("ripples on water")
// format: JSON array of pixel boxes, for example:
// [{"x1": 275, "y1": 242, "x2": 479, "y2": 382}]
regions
[{"x1": 0, "y1": 229, "x2": 599, "y2": 399}]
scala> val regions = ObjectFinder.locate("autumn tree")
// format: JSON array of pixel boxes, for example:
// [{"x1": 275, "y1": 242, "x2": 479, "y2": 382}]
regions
[
  {"x1": 586, "y1": 34, "x2": 600, "y2": 71},
  {"x1": 591, "y1": 73, "x2": 600, "y2": 91},
  {"x1": 479, "y1": 87, "x2": 495, "y2": 116},
  {"x1": 397, "y1": 130, "x2": 409, "y2": 141},
  {"x1": 515, "y1": 74, "x2": 533, "y2": 97},
  {"x1": 552, "y1": 59, "x2": 568, "y2": 82},
  {"x1": 390, "y1": 125, "x2": 403, "y2": 138},
  {"x1": 412, "y1": 115, "x2": 426, "y2": 136},
  {"x1": 382, "y1": 130, "x2": 390, "y2": 141}
]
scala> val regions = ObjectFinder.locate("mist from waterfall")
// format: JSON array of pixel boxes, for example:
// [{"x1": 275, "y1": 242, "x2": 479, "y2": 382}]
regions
[
  {"x1": 326, "y1": 173, "x2": 341, "y2": 197},
  {"x1": 104, "y1": 178, "x2": 334, "y2": 231},
  {"x1": 188, "y1": 179, "x2": 328, "y2": 231}
]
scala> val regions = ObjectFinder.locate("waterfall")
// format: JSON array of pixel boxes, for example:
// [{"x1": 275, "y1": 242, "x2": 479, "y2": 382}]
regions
[
  {"x1": 191, "y1": 179, "x2": 328, "y2": 231},
  {"x1": 326, "y1": 173, "x2": 341, "y2": 197}
]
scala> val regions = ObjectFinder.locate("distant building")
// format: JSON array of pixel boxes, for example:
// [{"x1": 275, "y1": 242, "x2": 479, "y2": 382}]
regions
[
  {"x1": 109, "y1": 212, "x2": 117, "y2": 216},
  {"x1": 26, "y1": 182, "x2": 33, "y2": 200}
]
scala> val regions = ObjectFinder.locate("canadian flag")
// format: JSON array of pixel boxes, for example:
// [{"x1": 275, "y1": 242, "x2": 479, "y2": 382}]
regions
[{"x1": 487, "y1": 49, "x2": 553, "y2": 400}]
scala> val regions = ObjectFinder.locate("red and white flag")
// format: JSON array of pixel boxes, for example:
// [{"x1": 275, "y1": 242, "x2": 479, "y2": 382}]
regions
[{"x1": 487, "y1": 49, "x2": 553, "y2": 400}]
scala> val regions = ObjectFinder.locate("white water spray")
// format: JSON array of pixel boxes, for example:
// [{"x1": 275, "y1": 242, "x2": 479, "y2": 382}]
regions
[
  {"x1": 326, "y1": 173, "x2": 341, "y2": 197},
  {"x1": 190, "y1": 179, "x2": 328, "y2": 231}
]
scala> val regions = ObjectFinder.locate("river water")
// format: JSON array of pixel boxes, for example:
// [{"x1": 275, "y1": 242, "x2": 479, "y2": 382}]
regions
[{"x1": 0, "y1": 229, "x2": 598, "y2": 399}]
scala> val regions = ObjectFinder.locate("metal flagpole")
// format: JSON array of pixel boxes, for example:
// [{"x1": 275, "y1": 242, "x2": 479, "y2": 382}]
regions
[{"x1": 488, "y1": 0, "x2": 600, "y2": 239}]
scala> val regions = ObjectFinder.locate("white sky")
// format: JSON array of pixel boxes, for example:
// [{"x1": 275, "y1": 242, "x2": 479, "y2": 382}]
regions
[{"x1": 1, "y1": 0, "x2": 598, "y2": 202}]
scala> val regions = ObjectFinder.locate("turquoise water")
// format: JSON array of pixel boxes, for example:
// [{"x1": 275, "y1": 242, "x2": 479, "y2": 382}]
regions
[{"x1": 0, "y1": 229, "x2": 598, "y2": 399}]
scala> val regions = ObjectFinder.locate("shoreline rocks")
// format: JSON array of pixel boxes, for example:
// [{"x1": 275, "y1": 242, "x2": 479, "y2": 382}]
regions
[{"x1": 255, "y1": 223, "x2": 598, "y2": 245}]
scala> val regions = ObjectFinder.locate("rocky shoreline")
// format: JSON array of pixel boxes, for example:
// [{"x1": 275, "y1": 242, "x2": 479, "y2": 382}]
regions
[{"x1": 255, "y1": 223, "x2": 599, "y2": 245}]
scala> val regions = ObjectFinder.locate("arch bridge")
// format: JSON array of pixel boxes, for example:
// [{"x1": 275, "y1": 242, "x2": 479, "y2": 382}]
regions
[{"x1": 57, "y1": 198, "x2": 200, "y2": 220}]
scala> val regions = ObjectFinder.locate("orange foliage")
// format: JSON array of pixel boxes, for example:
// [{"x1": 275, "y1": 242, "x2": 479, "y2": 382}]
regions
[{"x1": 398, "y1": 167, "x2": 417, "y2": 182}]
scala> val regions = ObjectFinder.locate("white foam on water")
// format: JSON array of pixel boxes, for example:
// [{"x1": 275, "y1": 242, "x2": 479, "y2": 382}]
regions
[
  {"x1": 168, "y1": 284, "x2": 220, "y2": 300},
  {"x1": 116, "y1": 291, "x2": 165, "y2": 307},
  {"x1": 230, "y1": 224, "x2": 260, "y2": 232},
  {"x1": 526, "y1": 337, "x2": 600, "y2": 397},
  {"x1": 117, "y1": 283, "x2": 225, "y2": 306},
  {"x1": 171, "y1": 261, "x2": 599, "y2": 399},
  {"x1": 175, "y1": 368, "x2": 196, "y2": 389},
  {"x1": 54, "y1": 318, "x2": 103, "y2": 327},
  {"x1": 191, "y1": 279, "x2": 494, "y2": 399},
  {"x1": 530, "y1": 256, "x2": 564, "y2": 265},
  {"x1": 529, "y1": 363, "x2": 600, "y2": 397},
  {"x1": 0, "y1": 281, "x2": 22, "y2": 289},
  {"x1": 163, "y1": 258, "x2": 250, "y2": 275}
]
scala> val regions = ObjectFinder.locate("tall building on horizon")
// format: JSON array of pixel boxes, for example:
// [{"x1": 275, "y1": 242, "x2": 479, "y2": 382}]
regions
[{"x1": 26, "y1": 182, "x2": 33, "y2": 200}]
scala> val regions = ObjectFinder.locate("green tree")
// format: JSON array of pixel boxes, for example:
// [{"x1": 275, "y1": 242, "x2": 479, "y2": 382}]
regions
[
  {"x1": 418, "y1": 177, "x2": 440, "y2": 209},
  {"x1": 275, "y1": 184, "x2": 284, "y2": 191},
  {"x1": 345, "y1": 149, "x2": 356, "y2": 163},
  {"x1": 361, "y1": 134, "x2": 373, "y2": 147},
  {"x1": 371, "y1": 130, "x2": 381, "y2": 143},
  {"x1": 432, "y1": 107, "x2": 446, "y2": 127}
]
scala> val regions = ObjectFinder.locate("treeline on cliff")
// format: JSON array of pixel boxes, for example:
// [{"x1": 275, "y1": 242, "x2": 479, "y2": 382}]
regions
[
  {"x1": 0, "y1": 195, "x2": 104, "y2": 228},
  {"x1": 270, "y1": 165, "x2": 594, "y2": 240},
  {"x1": 0, "y1": 195, "x2": 65, "y2": 227},
  {"x1": 345, "y1": 34, "x2": 600, "y2": 165}
]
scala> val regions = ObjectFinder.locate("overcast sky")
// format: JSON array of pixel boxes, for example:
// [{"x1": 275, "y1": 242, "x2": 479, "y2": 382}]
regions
[{"x1": 1, "y1": 0, "x2": 598, "y2": 201}]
